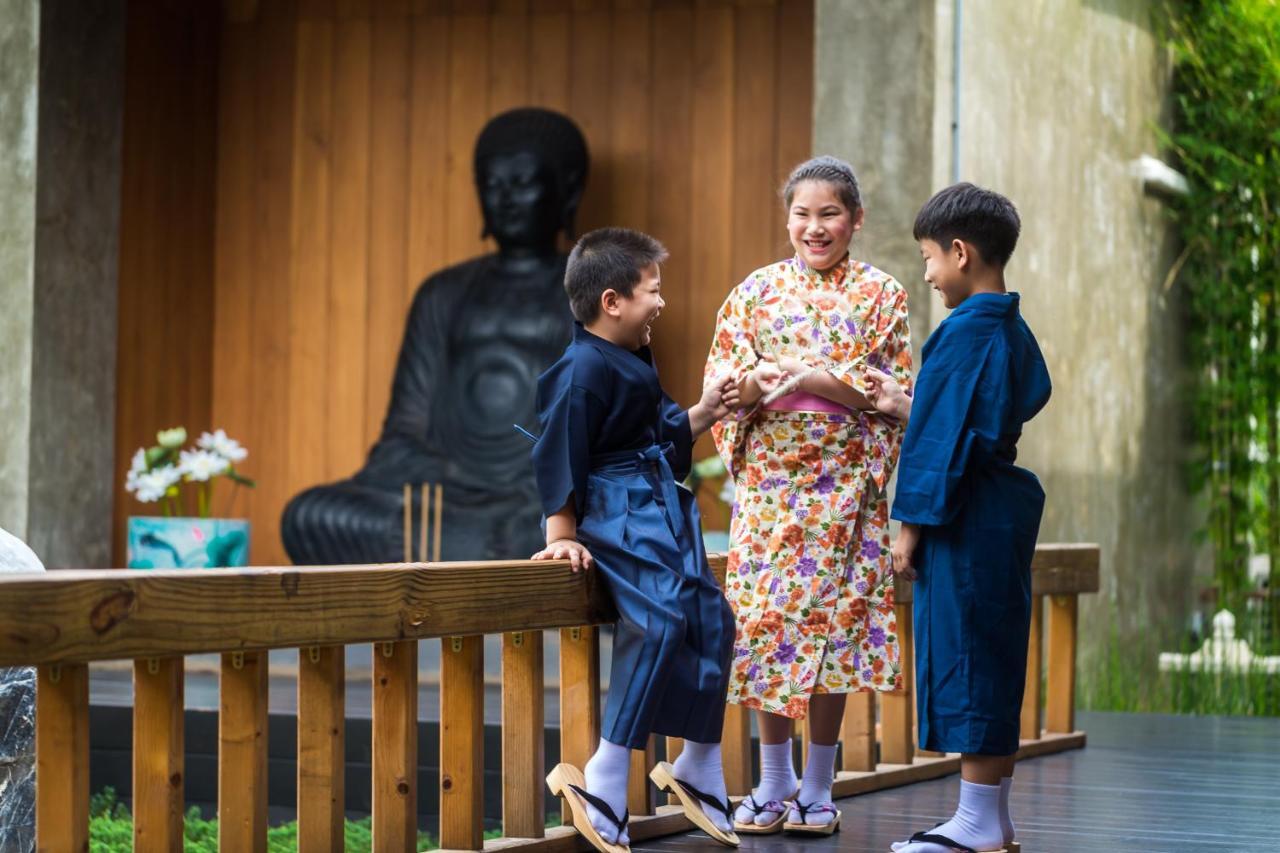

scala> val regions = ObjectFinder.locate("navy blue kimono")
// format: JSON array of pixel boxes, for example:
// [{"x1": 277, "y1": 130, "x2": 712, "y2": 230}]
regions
[
  {"x1": 532, "y1": 324, "x2": 736, "y2": 749},
  {"x1": 891, "y1": 292, "x2": 1051, "y2": 756}
]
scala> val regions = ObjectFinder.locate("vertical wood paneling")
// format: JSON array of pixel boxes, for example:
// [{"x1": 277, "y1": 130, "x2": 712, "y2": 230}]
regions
[
  {"x1": 211, "y1": 13, "x2": 256, "y2": 529},
  {"x1": 245, "y1": 0, "x2": 299, "y2": 569},
  {"x1": 528, "y1": 5, "x2": 570, "y2": 112},
  {"x1": 407, "y1": 12, "x2": 450, "y2": 288},
  {"x1": 608, "y1": 6, "x2": 649, "y2": 230},
  {"x1": 489, "y1": 2, "x2": 530, "y2": 115},
  {"x1": 117, "y1": 1, "x2": 813, "y2": 566},
  {"x1": 364, "y1": 4, "x2": 412, "y2": 446},
  {"x1": 289, "y1": 14, "x2": 334, "y2": 505},
  {"x1": 773, "y1": 0, "x2": 813, "y2": 242},
  {"x1": 327, "y1": 11, "x2": 372, "y2": 479},
  {"x1": 646, "y1": 2, "x2": 695, "y2": 409},
  {"x1": 445, "y1": 13, "x2": 489, "y2": 265},
  {"x1": 114, "y1": 0, "x2": 219, "y2": 565},
  {"x1": 569, "y1": 6, "x2": 613, "y2": 232}
]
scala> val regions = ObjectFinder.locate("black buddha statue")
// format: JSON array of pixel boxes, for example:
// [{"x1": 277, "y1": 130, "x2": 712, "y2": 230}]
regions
[{"x1": 282, "y1": 108, "x2": 587, "y2": 564}]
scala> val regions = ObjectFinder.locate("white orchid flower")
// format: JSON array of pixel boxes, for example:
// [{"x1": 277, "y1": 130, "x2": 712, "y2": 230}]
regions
[
  {"x1": 135, "y1": 466, "x2": 180, "y2": 503},
  {"x1": 179, "y1": 449, "x2": 230, "y2": 483},
  {"x1": 124, "y1": 448, "x2": 149, "y2": 493},
  {"x1": 197, "y1": 429, "x2": 248, "y2": 463}
]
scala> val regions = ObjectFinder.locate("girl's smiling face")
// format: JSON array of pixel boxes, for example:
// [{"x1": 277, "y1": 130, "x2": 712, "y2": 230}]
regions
[{"x1": 787, "y1": 180, "x2": 862, "y2": 272}]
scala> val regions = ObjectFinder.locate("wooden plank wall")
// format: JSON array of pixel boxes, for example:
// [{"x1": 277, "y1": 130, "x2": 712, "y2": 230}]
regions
[
  {"x1": 115, "y1": 0, "x2": 813, "y2": 566},
  {"x1": 113, "y1": 0, "x2": 221, "y2": 567}
]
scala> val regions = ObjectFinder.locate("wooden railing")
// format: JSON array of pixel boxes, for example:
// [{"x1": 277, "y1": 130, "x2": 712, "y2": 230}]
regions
[{"x1": 0, "y1": 543, "x2": 1098, "y2": 852}]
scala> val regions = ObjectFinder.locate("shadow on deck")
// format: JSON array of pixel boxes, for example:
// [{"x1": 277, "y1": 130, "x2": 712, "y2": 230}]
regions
[{"x1": 640, "y1": 712, "x2": 1280, "y2": 852}]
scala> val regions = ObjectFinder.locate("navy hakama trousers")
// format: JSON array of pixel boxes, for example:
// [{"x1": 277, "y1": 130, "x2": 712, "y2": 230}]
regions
[
  {"x1": 577, "y1": 444, "x2": 736, "y2": 750},
  {"x1": 914, "y1": 465, "x2": 1045, "y2": 756}
]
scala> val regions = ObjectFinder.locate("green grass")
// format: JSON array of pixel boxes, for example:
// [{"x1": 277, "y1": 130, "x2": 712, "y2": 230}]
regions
[
  {"x1": 88, "y1": 787, "x2": 561, "y2": 852},
  {"x1": 1077, "y1": 629, "x2": 1280, "y2": 716},
  {"x1": 89, "y1": 787, "x2": 439, "y2": 852}
]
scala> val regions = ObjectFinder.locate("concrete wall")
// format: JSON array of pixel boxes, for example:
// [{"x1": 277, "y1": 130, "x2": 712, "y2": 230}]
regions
[
  {"x1": 28, "y1": 0, "x2": 124, "y2": 567},
  {"x1": 813, "y1": 0, "x2": 939, "y2": 353},
  {"x1": 0, "y1": 0, "x2": 40, "y2": 540},
  {"x1": 0, "y1": 0, "x2": 124, "y2": 567},
  {"x1": 816, "y1": 0, "x2": 1194, "y2": 667},
  {"x1": 958, "y1": 0, "x2": 1193, "y2": 660}
]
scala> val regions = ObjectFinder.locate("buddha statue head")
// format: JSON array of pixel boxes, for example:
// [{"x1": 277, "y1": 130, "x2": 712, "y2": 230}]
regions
[{"x1": 473, "y1": 108, "x2": 589, "y2": 255}]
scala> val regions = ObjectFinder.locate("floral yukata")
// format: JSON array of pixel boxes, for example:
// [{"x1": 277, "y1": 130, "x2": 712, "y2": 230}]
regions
[{"x1": 706, "y1": 256, "x2": 913, "y2": 718}]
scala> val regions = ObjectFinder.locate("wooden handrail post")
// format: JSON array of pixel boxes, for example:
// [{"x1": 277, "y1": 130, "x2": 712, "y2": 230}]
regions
[
  {"x1": 36, "y1": 663, "x2": 89, "y2": 852},
  {"x1": 840, "y1": 690, "x2": 876, "y2": 772},
  {"x1": 219, "y1": 651, "x2": 268, "y2": 852},
  {"x1": 1021, "y1": 596, "x2": 1044, "y2": 741},
  {"x1": 1045, "y1": 594, "x2": 1079, "y2": 734},
  {"x1": 880, "y1": 598, "x2": 915, "y2": 766},
  {"x1": 502, "y1": 629, "x2": 545, "y2": 838},
  {"x1": 721, "y1": 701, "x2": 752, "y2": 796},
  {"x1": 441, "y1": 635, "x2": 484, "y2": 851},
  {"x1": 134, "y1": 657, "x2": 185, "y2": 852},
  {"x1": 373, "y1": 640, "x2": 418, "y2": 852},
  {"x1": 559, "y1": 626, "x2": 600, "y2": 822},
  {"x1": 664, "y1": 737, "x2": 683, "y2": 806},
  {"x1": 627, "y1": 735, "x2": 657, "y2": 816},
  {"x1": 298, "y1": 645, "x2": 345, "y2": 852}
]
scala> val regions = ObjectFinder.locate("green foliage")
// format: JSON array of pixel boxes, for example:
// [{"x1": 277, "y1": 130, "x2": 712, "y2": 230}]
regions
[
  {"x1": 87, "y1": 787, "x2": 441, "y2": 852},
  {"x1": 1163, "y1": 0, "x2": 1280, "y2": 632},
  {"x1": 1079, "y1": 628, "x2": 1280, "y2": 716}
]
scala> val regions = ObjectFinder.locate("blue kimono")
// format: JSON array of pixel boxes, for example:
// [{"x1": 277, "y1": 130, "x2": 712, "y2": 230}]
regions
[
  {"x1": 532, "y1": 324, "x2": 735, "y2": 750},
  {"x1": 891, "y1": 292, "x2": 1051, "y2": 756}
]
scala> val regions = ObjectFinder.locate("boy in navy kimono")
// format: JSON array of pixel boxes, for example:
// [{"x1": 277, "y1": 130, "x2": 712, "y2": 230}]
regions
[
  {"x1": 535, "y1": 227, "x2": 741, "y2": 852},
  {"x1": 865, "y1": 184, "x2": 1051, "y2": 853}
]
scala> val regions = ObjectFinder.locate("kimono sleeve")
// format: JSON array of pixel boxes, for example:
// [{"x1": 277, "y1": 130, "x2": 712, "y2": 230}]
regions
[
  {"x1": 659, "y1": 392, "x2": 694, "y2": 480},
  {"x1": 828, "y1": 279, "x2": 913, "y2": 398},
  {"x1": 891, "y1": 319, "x2": 1012, "y2": 527},
  {"x1": 828, "y1": 280, "x2": 913, "y2": 492},
  {"x1": 706, "y1": 280, "x2": 762, "y2": 475},
  {"x1": 531, "y1": 356, "x2": 608, "y2": 523}
]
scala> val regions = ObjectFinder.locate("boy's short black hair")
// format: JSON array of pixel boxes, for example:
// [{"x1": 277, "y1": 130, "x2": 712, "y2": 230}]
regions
[
  {"x1": 564, "y1": 227, "x2": 669, "y2": 323},
  {"x1": 913, "y1": 182, "x2": 1021, "y2": 267}
]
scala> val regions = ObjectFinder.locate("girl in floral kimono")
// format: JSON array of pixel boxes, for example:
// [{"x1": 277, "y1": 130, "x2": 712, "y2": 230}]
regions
[{"x1": 706, "y1": 156, "x2": 914, "y2": 836}]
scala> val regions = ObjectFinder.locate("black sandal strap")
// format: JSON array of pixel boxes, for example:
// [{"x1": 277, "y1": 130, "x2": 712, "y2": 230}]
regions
[
  {"x1": 739, "y1": 794, "x2": 764, "y2": 816},
  {"x1": 568, "y1": 784, "x2": 630, "y2": 832},
  {"x1": 674, "y1": 778, "x2": 733, "y2": 822},
  {"x1": 792, "y1": 800, "x2": 838, "y2": 822},
  {"x1": 907, "y1": 831, "x2": 978, "y2": 853}
]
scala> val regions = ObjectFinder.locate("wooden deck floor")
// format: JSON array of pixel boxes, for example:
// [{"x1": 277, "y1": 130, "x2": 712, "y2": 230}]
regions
[{"x1": 637, "y1": 711, "x2": 1280, "y2": 853}]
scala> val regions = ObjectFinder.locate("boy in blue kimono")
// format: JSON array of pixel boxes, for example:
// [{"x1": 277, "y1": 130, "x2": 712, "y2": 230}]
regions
[
  {"x1": 534, "y1": 227, "x2": 741, "y2": 853},
  {"x1": 865, "y1": 184, "x2": 1051, "y2": 853}
]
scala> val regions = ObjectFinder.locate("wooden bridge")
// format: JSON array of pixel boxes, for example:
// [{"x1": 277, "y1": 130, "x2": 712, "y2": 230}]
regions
[{"x1": 0, "y1": 544, "x2": 1099, "y2": 851}]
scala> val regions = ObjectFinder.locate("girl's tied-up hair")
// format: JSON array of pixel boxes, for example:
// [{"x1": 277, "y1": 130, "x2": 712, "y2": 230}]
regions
[{"x1": 782, "y1": 155, "x2": 863, "y2": 211}]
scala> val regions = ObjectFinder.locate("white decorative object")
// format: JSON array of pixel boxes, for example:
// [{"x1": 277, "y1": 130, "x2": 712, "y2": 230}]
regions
[
  {"x1": 1132, "y1": 154, "x2": 1190, "y2": 198},
  {"x1": 1158, "y1": 609, "x2": 1280, "y2": 674}
]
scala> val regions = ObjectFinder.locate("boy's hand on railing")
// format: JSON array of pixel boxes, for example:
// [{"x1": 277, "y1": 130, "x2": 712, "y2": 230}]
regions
[
  {"x1": 532, "y1": 539, "x2": 594, "y2": 573},
  {"x1": 891, "y1": 522, "x2": 920, "y2": 581},
  {"x1": 864, "y1": 367, "x2": 911, "y2": 421}
]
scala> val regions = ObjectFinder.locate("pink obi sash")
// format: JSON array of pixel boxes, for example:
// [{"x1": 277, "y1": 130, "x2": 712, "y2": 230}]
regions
[{"x1": 762, "y1": 390, "x2": 852, "y2": 414}]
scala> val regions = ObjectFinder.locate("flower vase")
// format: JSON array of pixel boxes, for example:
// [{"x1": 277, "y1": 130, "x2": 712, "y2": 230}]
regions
[{"x1": 126, "y1": 517, "x2": 250, "y2": 568}]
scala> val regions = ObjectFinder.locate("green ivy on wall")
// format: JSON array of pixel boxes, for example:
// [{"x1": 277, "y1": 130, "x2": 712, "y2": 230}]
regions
[{"x1": 1165, "y1": 0, "x2": 1280, "y2": 637}]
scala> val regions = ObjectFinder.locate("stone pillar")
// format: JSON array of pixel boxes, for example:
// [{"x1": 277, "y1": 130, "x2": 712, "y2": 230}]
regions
[
  {"x1": 0, "y1": 0, "x2": 41, "y2": 546},
  {"x1": 0, "y1": 0, "x2": 124, "y2": 568},
  {"x1": 812, "y1": 0, "x2": 944, "y2": 347},
  {"x1": 0, "y1": 528, "x2": 46, "y2": 852}
]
